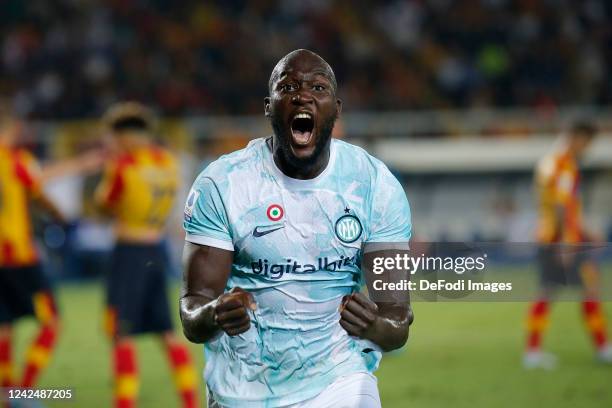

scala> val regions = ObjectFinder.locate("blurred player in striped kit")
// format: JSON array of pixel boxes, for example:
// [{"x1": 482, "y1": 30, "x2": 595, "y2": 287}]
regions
[
  {"x1": 95, "y1": 102, "x2": 197, "y2": 408},
  {"x1": 524, "y1": 121, "x2": 612, "y2": 368},
  {"x1": 0, "y1": 102, "x2": 65, "y2": 394}
]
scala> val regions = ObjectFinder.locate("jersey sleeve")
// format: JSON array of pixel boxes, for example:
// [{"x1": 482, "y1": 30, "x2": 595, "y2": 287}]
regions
[
  {"x1": 183, "y1": 175, "x2": 234, "y2": 251},
  {"x1": 94, "y1": 161, "x2": 124, "y2": 209},
  {"x1": 15, "y1": 151, "x2": 42, "y2": 197},
  {"x1": 367, "y1": 166, "x2": 412, "y2": 246},
  {"x1": 537, "y1": 155, "x2": 575, "y2": 207}
]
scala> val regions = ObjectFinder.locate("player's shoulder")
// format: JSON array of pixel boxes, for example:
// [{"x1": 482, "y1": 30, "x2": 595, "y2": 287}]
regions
[
  {"x1": 13, "y1": 147, "x2": 37, "y2": 164},
  {"x1": 536, "y1": 150, "x2": 566, "y2": 180},
  {"x1": 149, "y1": 145, "x2": 177, "y2": 168},
  {"x1": 194, "y1": 138, "x2": 266, "y2": 185},
  {"x1": 10, "y1": 148, "x2": 41, "y2": 180},
  {"x1": 112, "y1": 151, "x2": 137, "y2": 171},
  {"x1": 8, "y1": 148, "x2": 40, "y2": 186},
  {"x1": 332, "y1": 138, "x2": 397, "y2": 182}
]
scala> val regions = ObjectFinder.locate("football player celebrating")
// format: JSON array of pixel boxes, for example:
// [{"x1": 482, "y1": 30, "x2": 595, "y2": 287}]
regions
[
  {"x1": 524, "y1": 121, "x2": 612, "y2": 368},
  {"x1": 181, "y1": 50, "x2": 413, "y2": 407},
  {"x1": 0, "y1": 103, "x2": 64, "y2": 392},
  {"x1": 95, "y1": 102, "x2": 197, "y2": 408}
]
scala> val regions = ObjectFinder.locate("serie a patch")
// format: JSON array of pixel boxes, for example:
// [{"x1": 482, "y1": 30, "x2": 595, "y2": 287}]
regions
[{"x1": 184, "y1": 189, "x2": 200, "y2": 221}]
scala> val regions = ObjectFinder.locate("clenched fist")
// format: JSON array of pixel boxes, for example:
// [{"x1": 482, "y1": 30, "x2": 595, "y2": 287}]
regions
[
  {"x1": 214, "y1": 287, "x2": 257, "y2": 336},
  {"x1": 339, "y1": 292, "x2": 379, "y2": 339}
]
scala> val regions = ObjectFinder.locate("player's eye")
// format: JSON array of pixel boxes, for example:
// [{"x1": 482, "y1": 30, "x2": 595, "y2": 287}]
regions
[
  {"x1": 312, "y1": 84, "x2": 326, "y2": 92},
  {"x1": 280, "y1": 83, "x2": 297, "y2": 92}
]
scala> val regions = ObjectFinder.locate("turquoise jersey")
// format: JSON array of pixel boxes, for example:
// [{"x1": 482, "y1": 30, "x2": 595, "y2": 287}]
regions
[{"x1": 183, "y1": 138, "x2": 411, "y2": 407}]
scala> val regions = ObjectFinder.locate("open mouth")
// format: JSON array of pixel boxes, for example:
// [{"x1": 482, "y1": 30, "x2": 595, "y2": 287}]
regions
[{"x1": 290, "y1": 112, "x2": 314, "y2": 146}]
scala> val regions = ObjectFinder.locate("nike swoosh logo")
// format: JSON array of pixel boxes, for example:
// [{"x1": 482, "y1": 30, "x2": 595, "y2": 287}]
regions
[{"x1": 252, "y1": 225, "x2": 285, "y2": 237}]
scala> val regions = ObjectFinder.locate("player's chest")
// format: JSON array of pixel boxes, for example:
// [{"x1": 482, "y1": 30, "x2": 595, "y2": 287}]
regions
[{"x1": 227, "y1": 185, "x2": 369, "y2": 255}]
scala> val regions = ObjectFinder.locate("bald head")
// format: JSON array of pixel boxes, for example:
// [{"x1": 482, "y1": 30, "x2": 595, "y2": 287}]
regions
[
  {"x1": 264, "y1": 49, "x2": 341, "y2": 176},
  {"x1": 268, "y1": 49, "x2": 337, "y2": 95}
]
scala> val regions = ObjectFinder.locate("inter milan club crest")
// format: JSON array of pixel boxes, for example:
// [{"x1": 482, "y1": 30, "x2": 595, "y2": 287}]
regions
[
  {"x1": 335, "y1": 207, "x2": 363, "y2": 243},
  {"x1": 266, "y1": 204, "x2": 284, "y2": 221}
]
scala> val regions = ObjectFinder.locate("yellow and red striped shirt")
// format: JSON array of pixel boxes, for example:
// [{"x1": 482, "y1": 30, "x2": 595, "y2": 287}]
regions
[
  {"x1": 0, "y1": 145, "x2": 42, "y2": 266},
  {"x1": 95, "y1": 145, "x2": 178, "y2": 242},
  {"x1": 535, "y1": 150, "x2": 583, "y2": 243}
]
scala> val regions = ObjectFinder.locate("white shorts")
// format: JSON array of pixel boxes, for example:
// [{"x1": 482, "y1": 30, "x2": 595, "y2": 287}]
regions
[
  {"x1": 208, "y1": 372, "x2": 381, "y2": 408},
  {"x1": 291, "y1": 372, "x2": 381, "y2": 408}
]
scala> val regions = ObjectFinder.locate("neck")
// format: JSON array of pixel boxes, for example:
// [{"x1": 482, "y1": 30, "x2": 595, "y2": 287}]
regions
[
  {"x1": 122, "y1": 136, "x2": 150, "y2": 151},
  {"x1": 268, "y1": 137, "x2": 331, "y2": 180}
]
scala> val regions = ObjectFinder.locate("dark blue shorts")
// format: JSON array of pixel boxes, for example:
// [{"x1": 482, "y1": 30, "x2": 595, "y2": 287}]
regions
[
  {"x1": 538, "y1": 245, "x2": 588, "y2": 288},
  {"x1": 106, "y1": 243, "x2": 173, "y2": 336},
  {"x1": 0, "y1": 264, "x2": 57, "y2": 324}
]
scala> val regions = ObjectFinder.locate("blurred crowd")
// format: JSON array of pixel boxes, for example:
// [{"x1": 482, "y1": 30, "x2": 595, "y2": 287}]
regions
[{"x1": 1, "y1": 0, "x2": 611, "y2": 119}]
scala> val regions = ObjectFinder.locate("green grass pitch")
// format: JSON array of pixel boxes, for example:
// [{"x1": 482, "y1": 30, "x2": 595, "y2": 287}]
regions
[{"x1": 10, "y1": 283, "x2": 611, "y2": 408}]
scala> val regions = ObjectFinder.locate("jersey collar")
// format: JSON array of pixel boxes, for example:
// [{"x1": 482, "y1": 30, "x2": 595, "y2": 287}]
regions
[{"x1": 262, "y1": 137, "x2": 337, "y2": 189}]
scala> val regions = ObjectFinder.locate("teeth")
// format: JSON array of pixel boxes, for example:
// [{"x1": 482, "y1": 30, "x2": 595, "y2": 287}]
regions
[{"x1": 294, "y1": 113, "x2": 312, "y2": 120}]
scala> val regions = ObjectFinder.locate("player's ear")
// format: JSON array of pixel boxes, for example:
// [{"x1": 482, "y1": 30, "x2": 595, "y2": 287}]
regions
[
  {"x1": 336, "y1": 98, "x2": 342, "y2": 116},
  {"x1": 264, "y1": 97, "x2": 271, "y2": 117}
]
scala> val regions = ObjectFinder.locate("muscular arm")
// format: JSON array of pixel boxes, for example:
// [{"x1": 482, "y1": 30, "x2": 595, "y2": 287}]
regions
[
  {"x1": 179, "y1": 242, "x2": 234, "y2": 343},
  {"x1": 41, "y1": 150, "x2": 106, "y2": 182},
  {"x1": 340, "y1": 293, "x2": 413, "y2": 352},
  {"x1": 180, "y1": 241, "x2": 256, "y2": 344},
  {"x1": 340, "y1": 247, "x2": 413, "y2": 352}
]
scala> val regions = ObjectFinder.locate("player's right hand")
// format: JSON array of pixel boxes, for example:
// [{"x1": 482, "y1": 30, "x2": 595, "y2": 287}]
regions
[{"x1": 214, "y1": 287, "x2": 257, "y2": 336}]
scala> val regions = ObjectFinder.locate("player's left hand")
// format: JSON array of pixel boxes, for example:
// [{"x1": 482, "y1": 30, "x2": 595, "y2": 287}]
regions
[{"x1": 339, "y1": 292, "x2": 379, "y2": 339}]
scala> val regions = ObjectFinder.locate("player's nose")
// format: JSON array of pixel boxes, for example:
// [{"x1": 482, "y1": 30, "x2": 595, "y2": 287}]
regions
[{"x1": 291, "y1": 90, "x2": 313, "y2": 105}]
